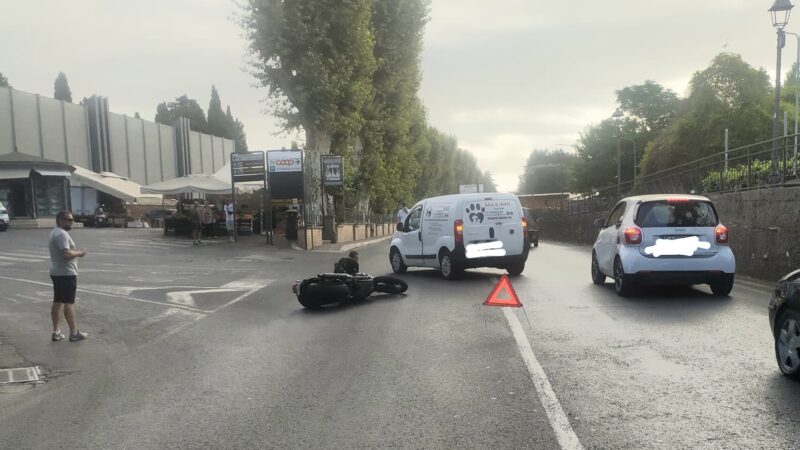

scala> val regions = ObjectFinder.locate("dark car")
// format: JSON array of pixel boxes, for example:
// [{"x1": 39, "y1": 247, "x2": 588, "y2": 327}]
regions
[
  {"x1": 769, "y1": 269, "x2": 800, "y2": 379},
  {"x1": 522, "y1": 207, "x2": 540, "y2": 247}
]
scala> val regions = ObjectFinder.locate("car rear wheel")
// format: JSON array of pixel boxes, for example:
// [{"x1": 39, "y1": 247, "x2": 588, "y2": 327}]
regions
[
  {"x1": 390, "y1": 248, "x2": 407, "y2": 274},
  {"x1": 533, "y1": 238, "x2": 539, "y2": 248},
  {"x1": 439, "y1": 250, "x2": 461, "y2": 280},
  {"x1": 710, "y1": 274, "x2": 734, "y2": 296},
  {"x1": 775, "y1": 309, "x2": 800, "y2": 379},
  {"x1": 591, "y1": 252, "x2": 605, "y2": 285},
  {"x1": 613, "y1": 257, "x2": 635, "y2": 297}
]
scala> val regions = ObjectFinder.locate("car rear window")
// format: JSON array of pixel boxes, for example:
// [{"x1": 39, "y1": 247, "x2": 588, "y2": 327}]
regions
[{"x1": 635, "y1": 200, "x2": 718, "y2": 228}]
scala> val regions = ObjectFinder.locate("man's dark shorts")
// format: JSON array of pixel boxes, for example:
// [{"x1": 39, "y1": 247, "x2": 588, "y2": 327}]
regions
[{"x1": 51, "y1": 275, "x2": 77, "y2": 304}]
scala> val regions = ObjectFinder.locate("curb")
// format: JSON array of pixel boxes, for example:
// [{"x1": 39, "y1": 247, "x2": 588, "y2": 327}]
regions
[{"x1": 340, "y1": 236, "x2": 392, "y2": 252}]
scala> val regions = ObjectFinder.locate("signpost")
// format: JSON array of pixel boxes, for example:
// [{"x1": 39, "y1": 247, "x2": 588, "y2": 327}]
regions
[
  {"x1": 459, "y1": 184, "x2": 485, "y2": 194},
  {"x1": 230, "y1": 151, "x2": 270, "y2": 245}
]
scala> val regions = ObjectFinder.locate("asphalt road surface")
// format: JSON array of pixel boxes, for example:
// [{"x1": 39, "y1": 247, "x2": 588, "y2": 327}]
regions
[{"x1": 1, "y1": 228, "x2": 799, "y2": 449}]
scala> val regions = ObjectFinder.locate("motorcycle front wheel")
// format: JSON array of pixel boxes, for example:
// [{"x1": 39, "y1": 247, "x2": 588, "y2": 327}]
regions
[{"x1": 373, "y1": 276, "x2": 408, "y2": 295}]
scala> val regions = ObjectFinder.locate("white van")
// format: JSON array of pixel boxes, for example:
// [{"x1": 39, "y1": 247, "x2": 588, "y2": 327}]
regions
[{"x1": 389, "y1": 193, "x2": 530, "y2": 279}]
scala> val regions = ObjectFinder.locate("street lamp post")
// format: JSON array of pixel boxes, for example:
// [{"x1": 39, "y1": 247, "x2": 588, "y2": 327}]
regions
[
  {"x1": 786, "y1": 30, "x2": 800, "y2": 174},
  {"x1": 770, "y1": 0, "x2": 794, "y2": 182}
]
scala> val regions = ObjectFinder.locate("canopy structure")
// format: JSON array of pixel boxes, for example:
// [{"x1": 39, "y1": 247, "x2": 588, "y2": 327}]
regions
[
  {"x1": 140, "y1": 173, "x2": 232, "y2": 195},
  {"x1": 70, "y1": 166, "x2": 162, "y2": 203}
]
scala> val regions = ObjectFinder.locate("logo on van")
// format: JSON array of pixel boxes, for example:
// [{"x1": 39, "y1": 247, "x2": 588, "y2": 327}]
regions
[{"x1": 466, "y1": 203, "x2": 485, "y2": 223}]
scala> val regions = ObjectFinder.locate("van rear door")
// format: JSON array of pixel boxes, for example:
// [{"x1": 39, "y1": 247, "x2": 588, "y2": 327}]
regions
[{"x1": 461, "y1": 196, "x2": 525, "y2": 257}]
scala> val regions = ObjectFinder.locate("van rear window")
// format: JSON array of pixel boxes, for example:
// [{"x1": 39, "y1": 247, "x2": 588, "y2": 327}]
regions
[{"x1": 635, "y1": 200, "x2": 718, "y2": 228}]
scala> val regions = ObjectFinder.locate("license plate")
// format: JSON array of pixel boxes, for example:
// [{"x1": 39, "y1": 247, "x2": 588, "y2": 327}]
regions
[{"x1": 659, "y1": 235, "x2": 693, "y2": 240}]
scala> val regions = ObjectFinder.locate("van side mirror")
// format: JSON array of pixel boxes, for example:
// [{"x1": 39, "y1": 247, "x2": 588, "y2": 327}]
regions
[
  {"x1": 396, "y1": 222, "x2": 404, "y2": 232},
  {"x1": 593, "y1": 219, "x2": 605, "y2": 229}
]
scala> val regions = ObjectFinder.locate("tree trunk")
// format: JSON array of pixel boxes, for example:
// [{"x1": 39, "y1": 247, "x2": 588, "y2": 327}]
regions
[{"x1": 303, "y1": 123, "x2": 331, "y2": 227}]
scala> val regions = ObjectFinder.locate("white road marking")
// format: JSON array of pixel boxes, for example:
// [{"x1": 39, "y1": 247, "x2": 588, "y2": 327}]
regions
[
  {"x1": 502, "y1": 307, "x2": 584, "y2": 450},
  {"x1": 166, "y1": 288, "x2": 241, "y2": 307},
  {"x1": 0, "y1": 255, "x2": 43, "y2": 263}
]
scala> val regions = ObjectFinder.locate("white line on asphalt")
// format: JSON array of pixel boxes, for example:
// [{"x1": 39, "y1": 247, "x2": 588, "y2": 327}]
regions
[
  {"x1": 502, "y1": 307, "x2": 584, "y2": 450},
  {"x1": 0, "y1": 255, "x2": 43, "y2": 263}
]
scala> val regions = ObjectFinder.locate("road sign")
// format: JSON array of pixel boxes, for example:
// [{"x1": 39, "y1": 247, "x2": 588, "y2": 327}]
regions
[
  {"x1": 268, "y1": 150, "x2": 303, "y2": 173},
  {"x1": 483, "y1": 275, "x2": 522, "y2": 307},
  {"x1": 322, "y1": 155, "x2": 344, "y2": 186},
  {"x1": 231, "y1": 151, "x2": 266, "y2": 182},
  {"x1": 459, "y1": 184, "x2": 485, "y2": 194}
]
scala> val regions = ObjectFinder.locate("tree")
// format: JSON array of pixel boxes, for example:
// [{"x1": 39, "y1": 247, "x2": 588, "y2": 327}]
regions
[
  {"x1": 640, "y1": 53, "x2": 772, "y2": 176},
  {"x1": 243, "y1": 0, "x2": 377, "y2": 210},
  {"x1": 134, "y1": 112, "x2": 141, "y2": 119},
  {"x1": 54, "y1": 72, "x2": 72, "y2": 102},
  {"x1": 207, "y1": 85, "x2": 228, "y2": 138},
  {"x1": 615, "y1": 81, "x2": 679, "y2": 134},
  {"x1": 153, "y1": 95, "x2": 208, "y2": 133},
  {"x1": 517, "y1": 149, "x2": 576, "y2": 194},
  {"x1": 0, "y1": 72, "x2": 9, "y2": 88}
]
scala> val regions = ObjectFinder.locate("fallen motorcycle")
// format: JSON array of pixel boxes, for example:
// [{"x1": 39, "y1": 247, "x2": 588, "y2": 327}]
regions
[{"x1": 292, "y1": 273, "x2": 408, "y2": 309}]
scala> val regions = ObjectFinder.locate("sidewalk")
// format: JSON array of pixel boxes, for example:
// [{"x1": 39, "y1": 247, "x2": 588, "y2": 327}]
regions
[{"x1": 291, "y1": 235, "x2": 393, "y2": 254}]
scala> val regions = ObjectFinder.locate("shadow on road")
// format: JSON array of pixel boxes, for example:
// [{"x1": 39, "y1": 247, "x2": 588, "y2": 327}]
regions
[{"x1": 295, "y1": 293, "x2": 408, "y2": 315}]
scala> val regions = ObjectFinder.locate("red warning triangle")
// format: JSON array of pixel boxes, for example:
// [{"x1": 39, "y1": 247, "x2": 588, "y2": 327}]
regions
[{"x1": 483, "y1": 275, "x2": 522, "y2": 307}]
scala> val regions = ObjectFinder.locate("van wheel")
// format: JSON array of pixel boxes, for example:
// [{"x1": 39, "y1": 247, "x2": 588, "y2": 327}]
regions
[
  {"x1": 390, "y1": 248, "x2": 407, "y2": 274},
  {"x1": 439, "y1": 251, "x2": 461, "y2": 280},
  {"x1": 506, "y1": 260, "x2": 525, "y2": 276}
]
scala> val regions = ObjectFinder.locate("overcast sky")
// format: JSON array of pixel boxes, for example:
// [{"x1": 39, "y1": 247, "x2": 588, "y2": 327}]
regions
[{"x1": 0, "y1": 0, "x2": 789, "y2": 191}]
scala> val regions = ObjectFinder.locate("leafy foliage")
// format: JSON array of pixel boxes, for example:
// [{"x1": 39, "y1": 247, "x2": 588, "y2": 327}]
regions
[
  {"x1": 0, "y1": 72, "x2": 9, "y2": 88},
  {"x1": 53, "y1": 72, "x2": 72, "y2": 103},
  {"x1": 155, "y1": 95, "x2": 208, "y2": 133},
  {"x1": 517, "y1": 149, "x2": 576, "y2": 194}
]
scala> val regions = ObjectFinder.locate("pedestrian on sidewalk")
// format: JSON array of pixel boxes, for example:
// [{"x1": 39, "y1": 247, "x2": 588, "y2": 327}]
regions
[
  {"x1": 49, "y1": 210, "x2": 88, "y2": 342},
  {"x1": 191, "y1": 201, "x2": 204, "y2": 245},
  {"x1": 224, "y1": 198, "x2": 235, "y2": 242}
]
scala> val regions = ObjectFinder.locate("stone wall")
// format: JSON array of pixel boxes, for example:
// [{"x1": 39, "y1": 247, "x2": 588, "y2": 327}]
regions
[
  {"x1": 298, "y1": 226, "x2": 323, "y2": 250},
  {"x1": 337, "y1": 223, "x2": 355, "y2": 243},
  {"x1": 536, "y1": 186, "x2": 800, "y2": 282},
  {"x1": 354, "y1": 224, "x2": 367, "y2": 241}
]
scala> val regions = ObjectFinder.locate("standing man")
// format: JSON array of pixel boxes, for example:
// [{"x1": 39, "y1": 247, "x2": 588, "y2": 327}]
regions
[
  {"x1": 224, "y1": 199, "x2": 235, "y2": 242},
  {"x1": 397, "y1": 206, "x2": 409, "y2": 226},
  {"x1": 49, "y1": 210, "x2": 88, "y2": 342},
  {"x1": 191, "y1": 201, "x2": 204, "y2": 245}
]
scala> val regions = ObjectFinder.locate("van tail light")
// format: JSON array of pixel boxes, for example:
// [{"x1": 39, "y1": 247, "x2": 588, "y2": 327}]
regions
[
  {"x1": 455, "y1": 219, "x2": 464, "y2": 245},
  {"x1": 624, "y1": 227, "x2": 642, "y2": 245},
  {"x1": 715, "y1": 225, "x2": 729, "y2": 244}
]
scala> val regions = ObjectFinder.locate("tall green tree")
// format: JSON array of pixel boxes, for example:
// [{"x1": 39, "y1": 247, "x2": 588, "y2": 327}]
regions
[
  {"x1": 640, "y1": 53, "x2": 772, "y2": 176},
  {"x1": 0, "y1": 72, "x2": 9, "y2": 88},
  {"x1": 357, "y1": 0, "x2": 429, "y2": 212},
  {"x1": 154, "y1": 95, "x2": 208, "y2": 133},
  {"x1": 517, "y1": 149, "x2": 576, "y2": 194},
  {"x1": 207, "y1": 85, "x2": 228, "y2": 138},
  {"x1": 243, "y1": 0, "x2": 377, "y2": 210},
  {"x1": 54, "y1": 72, "x2": 72, "y2": 102},
  {"x1": 615, "y1": 81, "x2": 679, "y2": 134}
]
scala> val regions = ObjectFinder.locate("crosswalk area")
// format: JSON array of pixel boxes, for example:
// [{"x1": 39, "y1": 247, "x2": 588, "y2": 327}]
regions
[{"x1": 0, "y1": 236, "x2": 225, "y2": 266}]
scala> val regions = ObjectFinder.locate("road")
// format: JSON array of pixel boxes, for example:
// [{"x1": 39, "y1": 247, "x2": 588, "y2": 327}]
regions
[{"x1": 1, "y1": 228, "x2": 799, "y2": 449}]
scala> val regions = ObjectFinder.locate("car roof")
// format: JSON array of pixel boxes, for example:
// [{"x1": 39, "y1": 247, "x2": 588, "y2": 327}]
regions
[{"x1": 621, "y1": 194, "x2": 711, "y2": 203}]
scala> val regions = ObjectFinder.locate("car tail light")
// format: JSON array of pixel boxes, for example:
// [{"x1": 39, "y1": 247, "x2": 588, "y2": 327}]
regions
[
  {"x1": 667, "y1": 198, "x2": 691, "y2": 204},
  {"x1": 715, "y1": 225, "x2": 729, "y2": 244},
  {"x1": 455, "y1": 219, "x2": 464, "y2": 245},
  {"x1": 624, "y1": 227, "x2": 642, "y2": 245},
  {"x1": 521, "y1": 217, "x2": 528, "y2": 233}
]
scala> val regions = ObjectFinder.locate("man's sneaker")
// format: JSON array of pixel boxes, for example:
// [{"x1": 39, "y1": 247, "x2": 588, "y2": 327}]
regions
[
  {"x1": 69, "y1": 330, "x2": 88, "y2": 342},
  {"x1": 51, "y1": 331, "x2": 65, "y2": 341}
]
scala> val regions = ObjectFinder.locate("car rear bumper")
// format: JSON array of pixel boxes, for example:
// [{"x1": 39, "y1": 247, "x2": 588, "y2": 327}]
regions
[
  {"x1": 454, "y1": 247, "x2": 528, "y2": 269},
  {"x1": 619, "y1": 245, "x2": 735, "y2": 274},
  {"x1": 627, "y1": 270, "x2": 730, "y2": 286}
]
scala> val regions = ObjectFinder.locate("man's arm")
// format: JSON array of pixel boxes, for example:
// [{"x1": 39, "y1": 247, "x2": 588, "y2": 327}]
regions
[{"x1": 63, "y1": 248, "x2": 86, "y2": 259}]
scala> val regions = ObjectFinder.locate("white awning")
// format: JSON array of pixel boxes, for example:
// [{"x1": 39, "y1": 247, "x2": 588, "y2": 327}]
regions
[
  {"x1": 70, "y1": 166, "x2": 162, "y2": 203},
  {"x1": 34, "y1": 169, "x2": 72, "y2": 177},
  {"x1": 141, "y1": 174, "x2": 232, "y2": 195},
  {"x1": 0, "y1": 168, "x2": 31, "y2": 180}
]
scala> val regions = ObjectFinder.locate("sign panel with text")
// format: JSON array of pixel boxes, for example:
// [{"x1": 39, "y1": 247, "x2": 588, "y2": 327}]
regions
[
  {"x1": 267, "y1": 150, "x2": 304, "y2": 200},
  {"x1": 268, "y1": 150, "x2": 303, "y2": 173},
  {"x1": 321, "y1": 155, "x2": 344, "y2": 187},
  {"x1": 231, "y1": 151, "x2": 266, "y2": 182}
]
